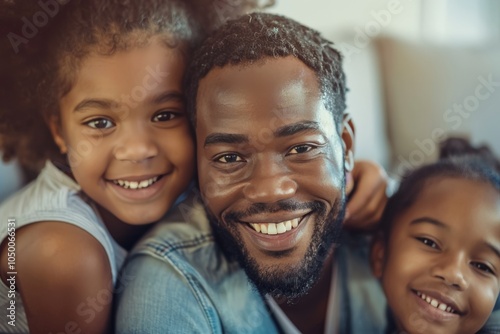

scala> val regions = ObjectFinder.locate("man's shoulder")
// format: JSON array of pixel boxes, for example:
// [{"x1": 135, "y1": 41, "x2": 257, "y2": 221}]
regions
[
  {"x1": 128, "y1": 190, "x2": 241, "y2": 282},
  {"x1": 131, "y1": 191, "x2": 213, "y2": 255},
  {"x1": 337, "y1": 231, "x2": 388, "y2": 334},
  {"x1": 481, "y1": 309, "x2": 500, "y2": 333}
]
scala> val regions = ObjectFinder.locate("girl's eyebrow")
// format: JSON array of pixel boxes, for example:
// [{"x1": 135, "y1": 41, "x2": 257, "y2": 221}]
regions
[
  {"x1": 410, "y1": 217, "x2": 448, "y2": 229},
  {"x1": 150, "y1": 91, "x2": 185, "y2": 105},
  {"x1": 74, "y1": 98, "x2": 118, "y2": 112},
  {"x1": 73, "y1": 91, "x2": 185, "y2": 113},
  {"x1": 411, "y1": 217, "x2": 500, "y2": 258},
  {"x1": 486, "y1": 243, "x2": 500, "y2": 260}
]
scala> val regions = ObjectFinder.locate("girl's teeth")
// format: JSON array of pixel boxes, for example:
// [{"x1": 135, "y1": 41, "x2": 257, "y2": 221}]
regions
[
  {"x1": 113, "y1": 176, "x2": 159, "y2": 190},
  {"x1": 250, "y1": 218, "x2": 301, "y2": 235},
  {"x1": 416, "y1": 291, "x2": 456, "y2": 314}
]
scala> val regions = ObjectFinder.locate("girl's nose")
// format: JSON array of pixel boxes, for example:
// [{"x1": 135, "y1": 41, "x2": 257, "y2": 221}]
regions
[
  {"x1": 114, "y1": 129, "x2": 158, "y2": 163},
  {"x1": 430, "y1": 253, "x2": 469, "y2": 290}
]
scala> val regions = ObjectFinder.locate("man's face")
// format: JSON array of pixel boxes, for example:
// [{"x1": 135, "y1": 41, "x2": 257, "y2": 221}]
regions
[{"x1": 195, "y1": 56, "x2": 354, "y2": 297}]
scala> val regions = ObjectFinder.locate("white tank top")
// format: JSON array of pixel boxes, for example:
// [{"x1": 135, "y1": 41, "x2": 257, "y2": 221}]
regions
[{"x1": 0, "y1": 161, "x2": 126, "y2": 333}]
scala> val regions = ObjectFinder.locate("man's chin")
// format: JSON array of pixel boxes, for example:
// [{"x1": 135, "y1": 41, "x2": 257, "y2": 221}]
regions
[
  {"x1": 243, "y1": 249, "x2": 332, "y2": 300},
  {"x1": 206, "y1": 199, "x2": 344, "y2": 300}
]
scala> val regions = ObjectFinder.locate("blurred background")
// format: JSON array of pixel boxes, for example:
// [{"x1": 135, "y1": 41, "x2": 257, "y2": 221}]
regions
[
  {"x1": 1, "y1": 0, "x2": 500, "y2": 201},
  {"x1": 269, "y1": 0, "x2": 500, "y2": 176}
]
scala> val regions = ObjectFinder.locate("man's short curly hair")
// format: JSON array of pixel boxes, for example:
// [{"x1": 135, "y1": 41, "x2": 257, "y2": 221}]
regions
[
  {"x1": 0, "y1": 0, "x2": 270, "y2": 172},
  {"x1": 186, "y1": 12, "x2": 347, "y2": 129}
]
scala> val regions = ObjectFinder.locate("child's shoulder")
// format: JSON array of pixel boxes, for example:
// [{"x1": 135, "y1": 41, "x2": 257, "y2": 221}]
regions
[
  {"x1": 0, "y1": 161, "x2": 90, "y2": 225},
  {"x1": 0, "y1": 160, "x2": 122, "y2": 270}
]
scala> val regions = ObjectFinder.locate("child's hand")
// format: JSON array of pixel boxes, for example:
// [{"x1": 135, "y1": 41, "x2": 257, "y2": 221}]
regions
[{"x1": 344, "y1": 160, "x2": 388, "y2": 231}]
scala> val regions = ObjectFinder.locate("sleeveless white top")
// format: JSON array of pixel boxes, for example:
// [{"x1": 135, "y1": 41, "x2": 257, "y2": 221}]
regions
[{"x1": 0, "y1": 161, "x2": 126, "y2": 333}]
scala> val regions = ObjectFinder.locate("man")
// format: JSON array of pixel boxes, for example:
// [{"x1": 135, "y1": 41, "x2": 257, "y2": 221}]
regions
[{"x1": 116, "y1": 13, "x2": 386, "y2": 333}]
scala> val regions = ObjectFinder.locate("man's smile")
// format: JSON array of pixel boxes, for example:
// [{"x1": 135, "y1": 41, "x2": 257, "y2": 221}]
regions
[
  {"x1": 240, "y1": 213, "x2": 314, "y2": 253},
  {"x1": 240, "y1": 210, "x2": 312, "y2": 235},
  {"x1": 248, "y1": 217, "x2": 300, "y2": 235}
]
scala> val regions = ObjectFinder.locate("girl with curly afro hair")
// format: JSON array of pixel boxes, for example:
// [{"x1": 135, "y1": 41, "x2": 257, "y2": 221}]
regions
[{"x1": 0, "y1": 1, "x2": 270, "y2": 332}]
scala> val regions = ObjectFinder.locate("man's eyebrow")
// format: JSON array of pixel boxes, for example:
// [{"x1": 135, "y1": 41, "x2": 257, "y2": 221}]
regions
[
  {"x1": 204, "y1": 133, "x2": 249, "y2": 147},
  {"x1": 74, "y1": 98, "x2": 118, "y2": 112},
  {"x1": 410, "y1": 217, "x2": 449, "y2": 229},
  {"x1": 274, "y1": 121, "x2": 321, "y2": 138}
]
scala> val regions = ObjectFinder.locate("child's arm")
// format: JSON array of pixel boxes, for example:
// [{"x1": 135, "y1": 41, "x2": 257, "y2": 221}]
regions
[
  {"x1": 344, "y1": 160, "x2": 389, "y2": 231},
  {"x1": 1, "y1": 222, "x2": 113, "y2": 334}
]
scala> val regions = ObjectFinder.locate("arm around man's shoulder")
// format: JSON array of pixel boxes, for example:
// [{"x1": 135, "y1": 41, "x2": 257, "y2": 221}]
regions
[
  {"x1": 115, "y1": 252, "x2": 216, "y2": 334},
  {"x1": 1, "y1": 221, "x2": 113, "y2": 334}
]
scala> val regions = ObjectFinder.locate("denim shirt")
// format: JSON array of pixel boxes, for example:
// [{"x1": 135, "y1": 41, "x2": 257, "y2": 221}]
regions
[
  {"x1": 115, "y1": 191, "x2": 279, "y2": 334},
  {"x1": 115, "y1": 191, "x2": 387, "y2": 334}
]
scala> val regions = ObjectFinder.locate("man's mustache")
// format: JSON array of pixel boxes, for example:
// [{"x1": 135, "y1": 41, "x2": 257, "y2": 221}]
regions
[{"x1": 222, "y1": 200, "x2": 325, "y2": 223}]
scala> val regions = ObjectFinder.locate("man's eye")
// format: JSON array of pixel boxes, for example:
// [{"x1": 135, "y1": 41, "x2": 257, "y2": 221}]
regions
[
  {"x1": 216, "y1": 154, "x2": 244, "y2": 163},
  {"x1": 288, "y1": 145, "x2": 314, "y2": 155},
  {"x1": 416, "y1": 237, "x2": 439, "y2": 249},
  {"x1": 85, "y1": 118, "x2": 114, "y2": 129},
  {"x1": 152, "y1": 111, "x2": 178, "y2": 122},
  {"x1": 472, "y1": 262, "x2": 495, "y2": 275}
]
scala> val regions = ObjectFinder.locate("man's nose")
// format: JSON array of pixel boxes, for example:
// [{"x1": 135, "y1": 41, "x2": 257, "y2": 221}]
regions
[
  {"x1": 114, "y1": 126, "x2": 158, "y2": 163},
  {"x1": 242, "y1": 157, "x2": 298, "y2": 203},
  {"x1": 430, "y1": 252, "x2": 469, "y2": 290}
]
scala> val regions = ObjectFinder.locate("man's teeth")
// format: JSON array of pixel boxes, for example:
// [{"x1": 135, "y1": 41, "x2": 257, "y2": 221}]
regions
[
  {"x1": 416, "y1": 291, "x2": 456, "y2": 314},
  {"x1": 113, "y1": 176, "x2": 159, "y2": 190},
  {"x1": 250, "y1": 218, "x2": 300, "y2": 235}
]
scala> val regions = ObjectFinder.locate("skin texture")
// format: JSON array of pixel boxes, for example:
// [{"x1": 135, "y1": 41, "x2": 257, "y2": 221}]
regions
[
  {"x1": 0, "y1": 40, "x2": 195, "y2": 334},
  {"x1": 372, "y1": 177, "x2": 500, "y2": 334},
  {"x1": 51, "y1": 39, "x2": 195, "y2": 228},
  {"x1": 195, "y1": 56, "x2": 355, "y2": 332}
]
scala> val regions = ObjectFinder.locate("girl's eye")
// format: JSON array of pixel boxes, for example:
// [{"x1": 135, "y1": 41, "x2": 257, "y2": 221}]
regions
[
  {"x1": 216, "y1": 154, "x2": 244, "y2": 163},
  {"x1": 472, "y1": 262, "x2": 495, "y2": 275},
  {"x1": 85, "y1": 118, "x2": 114, "y2": 129},
  {"x1": 416, "y1": 237, "x2": 439, "y2": 250},
  {"x1": 288, "y1": 144, "x2": 314, "y2": 155},
  {"x1": 153, "y1": 111, "x2": 178, "y2": 122}
]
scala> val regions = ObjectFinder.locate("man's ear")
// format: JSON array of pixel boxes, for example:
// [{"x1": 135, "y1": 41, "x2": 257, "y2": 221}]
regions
[
  {"x1": 48, "y1": 115, "x2": 68, "y2": 154},
  {"x1": 341, "y1": 113, "x2": 355, "y2": 174},
  {"x1": 370, "y1": 234, "x2": 385, "y2": 279}
]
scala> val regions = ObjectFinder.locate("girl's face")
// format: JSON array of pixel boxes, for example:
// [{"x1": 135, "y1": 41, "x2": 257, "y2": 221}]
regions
[
  {"x1": 372, "y1": 177, "x2": 500, "y2": 334},
  {"x1": 50, "y1": 39, "x2": 195, "y2": 225}
]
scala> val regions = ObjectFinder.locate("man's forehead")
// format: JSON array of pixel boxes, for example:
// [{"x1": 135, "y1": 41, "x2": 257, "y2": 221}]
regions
[{"x1": 198, "y1": 57, "x2": 322, "y2": 112}]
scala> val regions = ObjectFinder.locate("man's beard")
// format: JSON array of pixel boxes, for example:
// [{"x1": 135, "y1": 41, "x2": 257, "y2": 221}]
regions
[{"x1": 204, "y1": 194, "x2": 345, "y2": 300}]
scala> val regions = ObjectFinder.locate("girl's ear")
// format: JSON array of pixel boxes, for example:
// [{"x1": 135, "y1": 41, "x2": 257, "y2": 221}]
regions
[
  {"x1": 370, "y1": 234, "x2": 385, "y2": 279},
  {"x1": 48, "y1": 115, "x2": 68, "y2": 154}
]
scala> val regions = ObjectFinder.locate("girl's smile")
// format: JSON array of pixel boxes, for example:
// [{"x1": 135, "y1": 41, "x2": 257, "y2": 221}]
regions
[
  {"x1": 51, "y1": 39, "x2": 195, "y2": 226},
  {"x1": 373, "y1": 177, "x2": 500, "y2": 334}
]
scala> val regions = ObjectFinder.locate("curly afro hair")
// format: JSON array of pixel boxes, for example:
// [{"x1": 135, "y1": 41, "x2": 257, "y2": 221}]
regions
[
  {"x1": 0, "y1": 0, "x2": 272, "y2": 173},
  {"x1": 186, "y1": 12, "x2": 347, "y2": 129}
]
